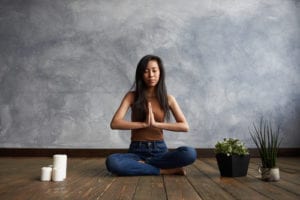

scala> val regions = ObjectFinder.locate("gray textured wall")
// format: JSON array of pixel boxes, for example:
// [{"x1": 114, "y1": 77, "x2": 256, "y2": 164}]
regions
[{"x1": 0, "y1": 0, "x2": 299, "y2": 148}]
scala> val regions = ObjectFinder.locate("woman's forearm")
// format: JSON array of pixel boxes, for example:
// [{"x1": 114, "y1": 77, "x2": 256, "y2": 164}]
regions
[
  {"x1": 153, "y1": 121, "x2": 189, "y2": 132},
  {"x1": 110, "y1": 119, "x2": 147, "y2": 130}
]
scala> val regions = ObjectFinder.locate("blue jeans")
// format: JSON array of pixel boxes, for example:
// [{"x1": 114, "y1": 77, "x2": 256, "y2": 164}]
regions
[{"x1": 105, "y1": 141, "x2": 197, "y2": 176}]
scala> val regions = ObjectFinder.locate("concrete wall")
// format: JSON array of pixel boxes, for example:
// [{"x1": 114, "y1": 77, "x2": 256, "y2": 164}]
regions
[{"x1": 0, "y1": 0, "x2": 299, "y2": 148}]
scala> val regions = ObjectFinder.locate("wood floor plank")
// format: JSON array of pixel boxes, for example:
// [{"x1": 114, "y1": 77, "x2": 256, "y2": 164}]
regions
[
  {"x1": 164, "y1": 175, "x2": 202, "y2": 200},
  {"x1": 0, "y1": 157, "x2": 46, "y2": 185},
  {"x1": 63, "y1": 158, "x2": 116, "y2": 199},
  {"x1": 197, "y1": 158, "x2": 270, "y2": 200},
  {"x1": 186, "y1": 164, "x2": 234, "y2": 200},
  {"x1": 99, "y1": 176, "x2": 139, "y2": 200},
  {"x1": 0, "y1": 157, "x2": 54, "y2": 200},
  {"x1": 133, "y1": 176, "x2": 166, "y2": 200},
  {"x1": 278, "y1": 157, "x2": 300, "y2": 169}
]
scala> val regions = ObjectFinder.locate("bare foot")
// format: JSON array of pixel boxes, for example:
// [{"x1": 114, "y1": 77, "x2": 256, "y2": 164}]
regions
[
  {"x1": 160, "y1": 167, "x2": 186, "y2": 175},
  {"x1": 138, "y1": 160, "x2": 145, "y2": 164}
]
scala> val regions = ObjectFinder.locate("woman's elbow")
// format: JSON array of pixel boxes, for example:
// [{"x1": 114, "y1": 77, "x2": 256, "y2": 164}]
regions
[
  {"x1": 184, "y1": 127, "x2": 189, "y2": 132},
  {"x1": 110, "y1": 121, "x2": 117, "y2": 129},
  {"x1": 182, "y1": 123, "x2": 189, "y2": 132}
]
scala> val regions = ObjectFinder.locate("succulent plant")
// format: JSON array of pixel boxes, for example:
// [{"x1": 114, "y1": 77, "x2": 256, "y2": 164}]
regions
[{"x1": 215, "y1": 138, "x2": 249, "y2": 156}]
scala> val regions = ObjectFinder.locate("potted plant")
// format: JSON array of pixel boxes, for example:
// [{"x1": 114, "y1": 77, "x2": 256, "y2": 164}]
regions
[
  {"x1": 249, "y1": 118, "x2": 282, "y2": 181},
  {"x1": 215, "y1": 138, "x2": 250, "y2": 177}
]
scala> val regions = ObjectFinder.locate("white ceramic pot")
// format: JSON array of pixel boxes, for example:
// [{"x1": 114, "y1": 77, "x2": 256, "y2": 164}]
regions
[{"x1": 259, "y1": 167, "x2": 280, "y2": 181}]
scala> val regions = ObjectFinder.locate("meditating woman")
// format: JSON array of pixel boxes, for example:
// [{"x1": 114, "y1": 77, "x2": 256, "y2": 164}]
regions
[{"x1": 106, "y1": 55, "x2": 197, "y2": 176}]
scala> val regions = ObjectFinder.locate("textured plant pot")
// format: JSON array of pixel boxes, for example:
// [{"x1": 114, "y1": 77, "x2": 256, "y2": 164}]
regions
[
  {"x1": 259, "y1": 167, "x2": 280, "y2": 181},
  {"x1": 216, "y1": 154, "x2": 250, "y2": 177}
]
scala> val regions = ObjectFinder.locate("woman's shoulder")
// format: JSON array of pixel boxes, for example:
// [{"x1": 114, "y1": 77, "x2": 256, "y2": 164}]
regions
[
  {"x1": 167, "y1": 94, "x2": 175, "y2": 100},
  {"x1": 123, "y1": 91, "x2": 135, "y2": 103},
  {"x1": 167, "y1": 94, "x2": 176, "y2": 106},
  {"x1": 123, "y1": 91, "x2": 135, "y2": 98}
]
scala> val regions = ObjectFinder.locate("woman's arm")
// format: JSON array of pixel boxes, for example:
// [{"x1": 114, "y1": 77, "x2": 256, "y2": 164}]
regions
[
  {"x1": 110, "y1": 92, "x2": 148, "y2": 130},
  {"x1": 149, "y1": 95, "x2": 189, "y2": 132}
]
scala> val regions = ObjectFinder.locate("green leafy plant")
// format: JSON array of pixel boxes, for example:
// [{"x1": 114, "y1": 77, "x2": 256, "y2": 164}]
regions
[
  {"x1": 249, "y1": 118, "x2": 282, "y2": 168},
  {"x1": 215, "y1": 138, "x2": 249, "y2": 156}
]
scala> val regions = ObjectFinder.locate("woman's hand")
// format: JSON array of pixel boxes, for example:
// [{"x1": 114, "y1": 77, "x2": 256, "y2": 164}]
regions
[
  {"x1": 147, "y1": 102, "x2": 157, "y2": 128},
  {"x1": 147, "y1": 98, "x2": 189, "y2": 132},
  {"x1": 145, "y1": 95, "x2": 189, "y2": 132}
]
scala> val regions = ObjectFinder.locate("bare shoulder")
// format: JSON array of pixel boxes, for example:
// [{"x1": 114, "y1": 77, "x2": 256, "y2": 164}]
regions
[
  {"x1": 123, "y1": 91, "x2": 135, "y2": 104},
  {"x1": 125, "y1": 91, "x2": 135, "y2": 98},
  {"x1": 167, "y1": 94, "x2": 176, "y2": 106}
]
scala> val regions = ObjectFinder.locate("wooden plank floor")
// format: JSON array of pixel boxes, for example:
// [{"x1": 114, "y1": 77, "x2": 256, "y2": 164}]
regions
[{"x1": 0, "y1": 157, "x2": 299, "y2": 200}]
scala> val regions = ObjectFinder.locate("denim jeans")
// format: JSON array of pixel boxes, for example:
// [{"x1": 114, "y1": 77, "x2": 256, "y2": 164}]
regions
[{"x1": 105, "y1": 141, "x2": 197, "y2": 176}]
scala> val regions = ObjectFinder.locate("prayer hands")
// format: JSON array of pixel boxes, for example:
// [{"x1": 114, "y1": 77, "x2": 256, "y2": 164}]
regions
[{"x1": 146, "y1": 102, "x2": 156, "y2": 128}]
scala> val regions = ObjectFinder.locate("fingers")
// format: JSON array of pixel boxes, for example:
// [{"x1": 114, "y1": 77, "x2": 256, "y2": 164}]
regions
[
  {"x1": 146, "y1": 105, "x2": 151, "y2": 126},
  {"x1": 148, "y1": 102, "x2": 152, "y2": 112},
  {"x1": 148, "y1": 102, "x2": 155, "y2": 126}
]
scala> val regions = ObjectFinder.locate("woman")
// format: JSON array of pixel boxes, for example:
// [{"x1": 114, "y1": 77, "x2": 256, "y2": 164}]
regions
[{"x1": 106, "y1": 55, "x2": 197, "y2": 176}]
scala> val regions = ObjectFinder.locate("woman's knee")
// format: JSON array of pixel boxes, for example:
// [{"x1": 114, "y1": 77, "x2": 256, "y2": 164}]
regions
[
  {"x1": 106, "y1": 153, "x2": 141, "y2": 175},
  {"x1": 177, "y1": 146, "x2": 197, "y2": 165},
  {"x1": 105, "y1": 154, "x2": 114, "y2": 172},
  {"x1": 105, "y1": 154, "x2": 123, "y2": 174}
]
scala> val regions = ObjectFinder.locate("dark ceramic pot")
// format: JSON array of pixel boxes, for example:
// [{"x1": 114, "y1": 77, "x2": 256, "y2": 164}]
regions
[{"x1": 216, "y1": 153, "x2": 250, "y2": 177}]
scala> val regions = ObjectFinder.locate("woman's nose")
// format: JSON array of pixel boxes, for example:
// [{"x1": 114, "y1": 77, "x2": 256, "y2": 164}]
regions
[{"x1": 149, "y1": 71, "x2": 153, "y2": 77}]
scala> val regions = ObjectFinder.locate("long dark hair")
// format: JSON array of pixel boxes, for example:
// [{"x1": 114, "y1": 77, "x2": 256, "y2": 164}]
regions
[{"x1": 131, "y1": 55, "x2": 170, "y2": 121}]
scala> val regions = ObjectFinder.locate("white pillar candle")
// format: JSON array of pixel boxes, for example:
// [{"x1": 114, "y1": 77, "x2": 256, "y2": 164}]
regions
[
  {"x1": 53, "y1": 154, "x2": 67, "y2": 180},
  {"x1": 52, "y1": 168, "x2": 64, "y2": 182},
  {"x1": 41, "y1": 167, "x2": 52, "y2": 181}
]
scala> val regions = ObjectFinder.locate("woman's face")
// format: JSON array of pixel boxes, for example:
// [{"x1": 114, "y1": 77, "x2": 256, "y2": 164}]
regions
[{"x1": 143, "y1": 60, "x2": 160, "y2": 88}]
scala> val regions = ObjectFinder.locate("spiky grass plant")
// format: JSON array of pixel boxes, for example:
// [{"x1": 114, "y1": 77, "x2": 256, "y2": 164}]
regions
[{"x1": 249, "y1": 118, "x2": 282, "y2": 168}]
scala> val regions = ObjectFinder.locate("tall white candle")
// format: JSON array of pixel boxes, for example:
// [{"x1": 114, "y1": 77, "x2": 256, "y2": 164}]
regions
[
  {"x1": 52, "y1": 167, "x2": 64, "y2": 182},
  {"x1": 41, "y1": 167, "x2": 52, "y2": 181},
  {"x1": 53, "y1": 154, "x2": 67, "y2": 180}
]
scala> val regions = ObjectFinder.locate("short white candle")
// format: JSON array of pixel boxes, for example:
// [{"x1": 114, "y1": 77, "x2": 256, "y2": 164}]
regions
[{"x1": 41, "y1": 167, "x2": 52, "y2": 181}]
